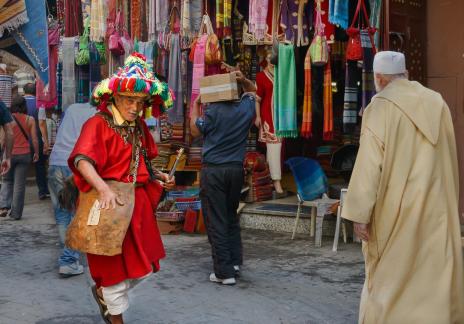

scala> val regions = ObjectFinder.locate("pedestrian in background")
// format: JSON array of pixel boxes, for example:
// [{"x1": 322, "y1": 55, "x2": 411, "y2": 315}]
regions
[
  {"x1": 190, "y1": 71, "x2": 256, "y2": 285},
  {"x1": 0, "y1": 100, "x2": 14, "y2": 179},
  {"x1": 48, "y1": 102, "x2": 96, "y2": 277},
  {"x1": 342, "y1": 51, "x2": 464, "y2": 323},
  {"x1": 23, "y1": 83, "x2": 50, "y2": 200},
  {"x1": 0, "y1": 95, "x2": 38, "y2": 220}
]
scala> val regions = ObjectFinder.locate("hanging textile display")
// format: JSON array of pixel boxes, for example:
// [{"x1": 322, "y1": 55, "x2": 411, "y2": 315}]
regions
[
  {"x1": 57, "y1": 0, "x2": 65, "y2": 28},
  {"x1": 369, "y1": 0, "x2": 382, "y2": 48},
  {"x1": 315, "y1": 0, "x2": 335, "y2": 43},
  {"x1": 343, "y1": 61, "x2": 360, "y2": 134},
  {"x1": 323, "y1": 61, "x2": 333, "y2": 141},
  {"x1": 0, "y1": 0, "x2": 28, "y2": 37},
  {"x1": 280, "y1": 0, "x2": 312, "y2": 46},
  {"x1": 13, "y1": 0, "x2": 49, "y2": 85},
  {"x1": 0, "y1": 72, "x2": 13, "y2": 108},
  {"x1": 131, "y1": 0, "x2": 142, "y2": 40},
  {"x1": 223, "y1": 0, "x2": 233, "y2": 37},
  {"x1": 65, "y1": 0, "x2": 83, "y2": 37},
  {"x1": 156, "y1": 0, "x2": 168, "y2": 32},
  {"x1": 36, "y1": 27, "x2": 60, "y2": 109},
  {"x1": 62, "y1": 37, "x2": 77, "y2": 111},
  {"x1": 189, "y1": 34, "x2": 207, "y2": 117},
  {"x1": 138, "y1": 41, "x2": 155, "y2": 66},
  {"x1": 249, "y1": 0, "x2": 268, "y2": 41},
  {"x1": 81, "y1": 0, "x2": 91, "y2": 20},
  {"x1": 89, "y1": 42, "x2": 101, "y2": 93},
  {"x1": 329, "y1": 0, "x2": 349, "y2": 30},
  {"x1": 301, "y1": 47, "x2": 312, "y2": 139},
  {"x1": 168, "y1": 34, "x2": 183, "y2": 124},
  {"x1": 181, "y1": 0, "x2": 203, "y2": 37},
  {"x1": 216, "y1": 0, "x2": 224, "y2": 38},
  {"x1": 89, "y1": 0, "x2": 106, "y2": 42},
  {"x1": 273, "y1": 43, "x2": 297, "y2": 138},
  {"x1": 360, "y1": 29, "x2": 376, "y2": 114}
]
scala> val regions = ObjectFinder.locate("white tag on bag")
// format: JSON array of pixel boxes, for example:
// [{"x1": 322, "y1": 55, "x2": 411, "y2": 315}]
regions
[{"x1": 87, "y1": 200, "x2": 101, "y2": 226}]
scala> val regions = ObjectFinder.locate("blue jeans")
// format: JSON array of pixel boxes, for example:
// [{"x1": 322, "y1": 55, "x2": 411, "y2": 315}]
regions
[{"x1": 48, "y1": 165, "x2": 80, "y2": 266}]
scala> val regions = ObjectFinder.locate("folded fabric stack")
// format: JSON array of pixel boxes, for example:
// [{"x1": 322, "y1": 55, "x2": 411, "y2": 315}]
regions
[
  {"x1": 245, "y1": 168, "x2": 274, "y2": 202},
  {"x1": 186, "y1": 146, "x2": 202, "y2": 169},
  {"x1": 171, "y1": 123, "x2": 184, "y2": 141},
  {"x1": 152, "y1": 143, "x2": 172, "y2": 170},
  {"x1": 159, "y1": 115, "x2": 173, "y2": 142}
]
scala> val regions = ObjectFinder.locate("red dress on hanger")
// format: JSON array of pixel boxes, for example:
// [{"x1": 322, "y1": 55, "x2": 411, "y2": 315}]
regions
[{"x1": 256, "y1": 70, "x2": 280, "y2": 144}]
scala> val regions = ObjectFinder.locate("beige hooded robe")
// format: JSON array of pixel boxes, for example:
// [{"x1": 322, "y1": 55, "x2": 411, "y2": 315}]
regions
[{"x1": 342, "y1": 79, "x2": 464, "y2": 324}]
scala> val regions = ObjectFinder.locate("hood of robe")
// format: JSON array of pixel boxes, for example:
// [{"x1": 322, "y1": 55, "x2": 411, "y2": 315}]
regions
[{"x1": 374, "y1": 79, "x2": 444, "y2": 145}]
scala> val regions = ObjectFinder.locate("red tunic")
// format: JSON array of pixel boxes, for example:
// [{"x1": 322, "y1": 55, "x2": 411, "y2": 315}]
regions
[
  {"x1": 256, "y1": 71, "x2": 280, "y2": 143},
  {"x1": 68, "y1": 114, "x2": 166, "y2": 288}
]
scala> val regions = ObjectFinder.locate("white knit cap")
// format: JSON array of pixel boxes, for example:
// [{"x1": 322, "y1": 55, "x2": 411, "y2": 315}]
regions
[{"x1": 373, "y1": 51, "x2": 407, "y2": 74}]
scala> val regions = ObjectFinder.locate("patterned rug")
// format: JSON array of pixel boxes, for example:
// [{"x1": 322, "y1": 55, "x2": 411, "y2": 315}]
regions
[{"x1": 0, "y1": 0, "x2": 28, "y2": 37}]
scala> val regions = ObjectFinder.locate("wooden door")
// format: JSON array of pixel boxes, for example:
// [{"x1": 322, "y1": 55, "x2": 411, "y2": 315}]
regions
[
  {"x1": 387, "y1": 0, "x2": 427, "y2": 83},
  {"x1": 427, "y1": 0, "x2": 464, "y2": 222}
]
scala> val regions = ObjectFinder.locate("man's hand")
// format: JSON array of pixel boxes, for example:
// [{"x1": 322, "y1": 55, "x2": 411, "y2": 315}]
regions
[
  {"x1": 233, "y1": 70, "x2": 245, "y2": 83},
  {"x1": 32, "y1": 153, "x2": 39, "y2": 163},
  {"x1": 1, "y1": 158, "x2": 10, "y2": 175},
  {"x1": 159, "y1": 173, "x2": 176, "y2": 191},
  {"x1": 353, "y1": 222, "x2": 370, "y2": 241},
  {"x1": 43, "y1": 143, "x2": 51, "y2": 155},
  {"x1": 98, "y1": 186, "x2": 118, "y2": 210},
  {"x1": 194, "y1": 95, "x2": 201, "y2": 106}
]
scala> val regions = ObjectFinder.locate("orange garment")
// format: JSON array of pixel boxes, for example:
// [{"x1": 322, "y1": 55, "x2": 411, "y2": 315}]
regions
[{"x1": 12, "y1": 113, "x2": 31, "y2": 155}]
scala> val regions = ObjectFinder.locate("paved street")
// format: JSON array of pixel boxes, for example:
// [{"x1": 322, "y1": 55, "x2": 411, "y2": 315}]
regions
[{"x1": 0, "y1": 185, "x2": 364, "y2": 324}]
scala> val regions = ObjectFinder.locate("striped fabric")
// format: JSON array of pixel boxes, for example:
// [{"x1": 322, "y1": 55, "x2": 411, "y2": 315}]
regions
[
  {"x1": 360, "y1": 29, "x2": 376, "y2": 115},
  {"x1": 13, "y1": 69, "x2": 35, "y2": 95},
  {"x1": 301, "y1": 47, "x2": 312, "y2": 139},
  {"x1": 343, "y1": 61, "x2": 360, "y2": 134},
  {"x1": 0, "y1": 74, "x2": 13, "y2": 108}
]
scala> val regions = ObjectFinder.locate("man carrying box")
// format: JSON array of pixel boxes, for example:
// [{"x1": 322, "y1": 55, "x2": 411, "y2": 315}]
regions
[{"x1": 190, "y1": 71, "x2": 256, "y2": 285}]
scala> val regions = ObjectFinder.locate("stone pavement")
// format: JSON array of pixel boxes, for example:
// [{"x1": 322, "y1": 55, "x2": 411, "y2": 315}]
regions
[{"x1": 0, "y1": 186, "x2": 364, "y2": 324}]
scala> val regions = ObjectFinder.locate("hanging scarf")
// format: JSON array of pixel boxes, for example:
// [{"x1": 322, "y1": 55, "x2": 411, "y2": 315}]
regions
[
  {"x1": 273, "y1": 43, "x2": 297, "y2": 138},
  {"x1": 57, "y1": 0, "x2": 65, "y2": 28},
  {"x1": 36, "y1": 48, "x2": 58, "y2": 109},
  {"x1": 65, "y1": 0, "x2": 83, "y2": 37},
  {"x1": 90, "y1": 0, "x2": 106, "y2": 42},
  {"x1": 149, "y1": 0, "x2": 156, "y2": 40},
  {"x1": 167, "y1": 34, "x2": 183, "y2": 124},
  {"x1": 12, "y1": 0, "x2": 49, "y2": 85},
  {"x1": 216, "y1": 0, "x2": 224, "y2": 38},
  {"x1": 360, "y1": 29, "x2": 376, "y2": 115},
  {"x1": 62, "y1": 37, "x2": 76, "y2": 111},
  {"x1": 189, "y1": 35, "x2": 207, "y2": 117},
  {"x1": 223, "y1": 0, "x2": 233, "y2": 37},
  {"x1": 323, "y1": 61, "x2": 333, "y2": 141},
  {"x1": 369, "y1": 0, "x2": 382, "y2": 48},
  {"x1": 249, "y1": 0, "x2": 268, "y2": 41},
  {"x1": 56, "y1": 60, "x2": 63, "y2": 110},
  {"x1": 343, "y1": 61, "x2": 360, "y2": 134},
  {"x1": 301, "y1": 47, "x2": 312, "y2": 139},
  {"x1": 131, "y1": 0, "x2": 141, "y2": 40},
  {"x1": 155, "y1": 0, "x2": 168, "y2": 32},
  {"x1": 89, "y1": 42, "x2": 101, "y2": 93},
  {"x1": 329, "y1": 0, "x2": 349, "y2": 30}
]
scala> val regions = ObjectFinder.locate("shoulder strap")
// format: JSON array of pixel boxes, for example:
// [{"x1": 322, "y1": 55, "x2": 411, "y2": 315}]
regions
[{"x1": 12, "y1": 114, "x2": 29, "y2": 141}]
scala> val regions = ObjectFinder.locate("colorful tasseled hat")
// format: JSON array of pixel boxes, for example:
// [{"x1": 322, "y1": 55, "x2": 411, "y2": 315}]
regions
[{"x1": 91, "y1": 52, "x2": 174, "y2": 116}]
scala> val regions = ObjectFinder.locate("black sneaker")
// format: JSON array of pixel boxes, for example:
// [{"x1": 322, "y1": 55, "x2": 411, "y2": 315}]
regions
[{"x1": 39, "y1": 194, "x2": 50, "y2": 200}]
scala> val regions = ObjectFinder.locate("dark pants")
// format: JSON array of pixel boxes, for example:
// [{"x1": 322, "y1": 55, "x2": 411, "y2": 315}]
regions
[
  {"x1": 200, "y1": 164, "x2": 244, "y2": 279},
  {"x1": 35, "y1": 139, "x2": 49, "y2": 197}
]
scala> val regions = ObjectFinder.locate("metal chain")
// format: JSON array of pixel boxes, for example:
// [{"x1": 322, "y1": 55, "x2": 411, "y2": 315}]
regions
[{"x1": 132, "y1": 145, "x2": 140, "y2": 185}]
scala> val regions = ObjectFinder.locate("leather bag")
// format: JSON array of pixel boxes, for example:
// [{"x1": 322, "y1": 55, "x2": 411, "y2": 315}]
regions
[{"x1": 65, "y1": 181, "x2": 135, "y2": 256}]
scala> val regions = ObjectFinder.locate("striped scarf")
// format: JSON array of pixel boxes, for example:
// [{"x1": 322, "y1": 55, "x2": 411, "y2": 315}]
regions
[
  {"x1": 65, "y1": 0, "x2": 83, "y2": 37},
  {"x1": 223, "y1": 0, "x2": 233, "y2": 37},
  {"x1": 0, "y1": 0, "x2": 28, "y2": 37},
  {"x1": 329, "y1": 0, "x2": 349, "y2": 30},
  {"x1": 301, "y1": 47, "x2": 312, "y2": 139},
  {"x1": 89, "y1": 0, "x2": 106, "y2": 42},
  {"x1": 323, "y1": 61, "x2": 333, "y2": 141},
  {"x1": 360, "y1": 29, "x2": 376, "y2": 115},
  {"x1": 343, "y1": 61, "x2": 360, "y2": 134},
  {"x1": 168, "y1": 34, "x2": 183, "y2": 124},
  {"x1": 62, "y1": 37, "x2": 76, "y2": 111}
]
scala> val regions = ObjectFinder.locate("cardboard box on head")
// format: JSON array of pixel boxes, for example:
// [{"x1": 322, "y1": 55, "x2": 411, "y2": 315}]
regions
[{"x1": 199, "y1": 72, "x2": 240, "y2": 103}]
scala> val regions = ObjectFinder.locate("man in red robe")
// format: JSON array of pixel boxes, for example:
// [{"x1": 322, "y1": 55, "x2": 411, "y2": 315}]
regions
[{"x1": 68, "y1": 53, "x2": 175, "y2": 324}]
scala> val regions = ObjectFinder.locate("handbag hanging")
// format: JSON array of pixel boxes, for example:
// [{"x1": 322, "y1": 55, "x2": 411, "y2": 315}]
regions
[
  {"x1": 75, "y1": 18, "x2": 91, "y2": 65},
  {"x1": 346, "y1": 0, "x2": 376, "y2": 61},
  {"x1": 199, "y1": 14, "x2": 222, "y2": 65},
  {"x1": 309, "y1": 3, "x2": 329, "y2": 66},
  {"x1": 109, "y1": 9, "x2": 132, "y2": 56}
]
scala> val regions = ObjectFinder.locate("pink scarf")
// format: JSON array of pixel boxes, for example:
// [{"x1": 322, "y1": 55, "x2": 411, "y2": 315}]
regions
[
  {"x1": 249, "y1": 0, "x2": 269, "y2": 40},
  {"x1": 190, "y1": 34, "x2": 207, "y2": 117}
]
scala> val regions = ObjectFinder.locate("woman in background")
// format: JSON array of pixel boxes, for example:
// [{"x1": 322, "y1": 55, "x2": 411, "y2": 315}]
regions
[{"x1": 0, "y1": 95, "x2": 39, "y2": 219}]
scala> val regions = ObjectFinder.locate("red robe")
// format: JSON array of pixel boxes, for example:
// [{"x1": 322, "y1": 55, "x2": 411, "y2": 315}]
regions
[{"x1": 68, "y1": 113, "x2": 165, "y2": 288}]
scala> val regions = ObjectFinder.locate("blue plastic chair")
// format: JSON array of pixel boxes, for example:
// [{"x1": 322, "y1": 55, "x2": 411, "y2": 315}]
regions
[{"x1": 285, "y1": 157, "x2": 329, "y2": 240}]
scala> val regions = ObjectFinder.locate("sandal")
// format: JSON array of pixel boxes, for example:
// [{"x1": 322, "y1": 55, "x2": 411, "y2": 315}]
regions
[
  {"x1": 91, "y1": 285, "x2": 111, "y2": 324},
  {"x1": 0, "y1": 208, "x2": 9, "y2": 217}
]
